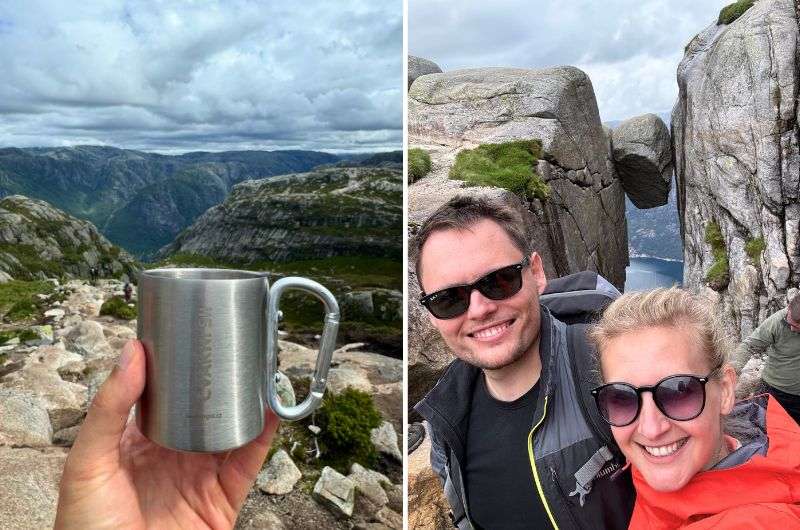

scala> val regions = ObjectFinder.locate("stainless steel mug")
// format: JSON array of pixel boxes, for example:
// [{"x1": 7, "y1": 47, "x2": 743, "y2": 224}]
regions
[{"x1": 135, "y1": 268, "x2": 339, "y2": 452}]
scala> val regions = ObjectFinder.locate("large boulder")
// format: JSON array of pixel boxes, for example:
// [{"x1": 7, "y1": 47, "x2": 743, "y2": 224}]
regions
[
  {"x1": 611, "y1": 113, "x2": 672, "y2": 208},
  {"x1": 0, "y1": 447, "x2": 68, "y2": 530},
  {"x1": 673, "y1": 0, "x2": 800, "y2": 339},
  {"x1": 408, "y1": 55, "x2": 442, "y2": 89},
  {"x1": 2, "y1": 364, "x2": 87, "y2": 431}
]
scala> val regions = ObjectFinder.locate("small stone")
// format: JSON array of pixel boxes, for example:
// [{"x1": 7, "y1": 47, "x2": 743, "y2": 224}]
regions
[
  {"x1": 44, "y1": 308, "x2": 66, "y2": 322},
  {"x1": 275, "y1": 371, "x2": 296, "y2": 407},
  {"x1": 5, "y1": 337, "x2": 19, "y2": 346},
  {"x1": 24, "y1": 325, "x2": 54, "y2": 346},
  {"x1": 53, "y1": 424, "x2": 81, "y2": 447},
  {"x1": 241, "y1": 509, "x2": 286, "y2": 530},
  {"x1": 374, "y1": 507, "x2": 402, "y2": 530},
  {"x1": 313, "y1": 466, "x2": 356, "y2": 518},
  {"x1": 370, "y1": 421, "x2": 401, "y2": 461},
  {"x1": 308, "y1": 425, "x2": 321, "y2": 435},
  {"x1": 348, "y1": 463, "x2": 390, "y2": 507},
  {"x1": 256, "y1": 449, "x2": 302, "y2": 495}
]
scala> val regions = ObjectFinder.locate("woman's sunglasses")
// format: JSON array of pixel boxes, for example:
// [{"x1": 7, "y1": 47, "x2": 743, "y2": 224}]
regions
[
  {"x1": 591, "y1": 365, "x2": 722, "y2": 427},
  {"x1": 419, "y1": 257, "x2": 530, "y2": 320}
]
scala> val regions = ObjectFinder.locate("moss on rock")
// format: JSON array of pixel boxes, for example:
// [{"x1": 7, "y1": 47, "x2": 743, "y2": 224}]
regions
[
  {"x1": 449, "y1": 140, "x2": 549, "y2": 199},
  {"x1": 408, "y1": 148, "x2": 432, "y2": 183},
  {"x1": 718, "y1": 0, "x2": 755, "y2": 25},
  {"x1": 745, "y1": 237, "x2": 766, "y2": 263},
  {"x1": 704, "y1": 222, "x2": 730, "y2": 290}
]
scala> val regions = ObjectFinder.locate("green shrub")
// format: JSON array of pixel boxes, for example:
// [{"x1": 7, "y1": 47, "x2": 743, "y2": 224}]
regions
[
  {"x1": 100, "y1": 295, "x2": 137, "y2": 320},
  {"x1": 718, "y1": 0, "x2": 755, "y2": 25},
  {"x1": 315, "y1": 387, "x2": 383, "y2": 473},
  {"x1": 0, "y1": 327, "x2": 39, "y2": 345},
  {"x1": 6, "y1": 299, "x2": 41, "y2": 321},
  {"x1": 745, "y1": 237, "x2": 766, "y2": 263},
  {"x1": 408, "y1": 148, "x2": 432, "y2": 182},
  {"x1": 449, "y1": 140, "x2": 549, "y2": 199},
  {"x1": 704, "y1": 222, "x2": 730, "y2": 288}
]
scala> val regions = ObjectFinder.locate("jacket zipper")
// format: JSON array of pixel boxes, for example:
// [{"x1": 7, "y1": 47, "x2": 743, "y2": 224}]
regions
[{"x1": 527, "y1": 394, "x2": 560, "y2": 530}]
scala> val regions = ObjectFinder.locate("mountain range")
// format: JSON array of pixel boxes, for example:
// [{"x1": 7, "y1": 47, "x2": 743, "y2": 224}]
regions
[{"x1": 0, "y1": 146, "x2": 399, "y2": 259}]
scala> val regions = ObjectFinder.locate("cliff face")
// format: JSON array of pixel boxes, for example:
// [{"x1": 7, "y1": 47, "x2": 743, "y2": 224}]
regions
[
  {"x1": 0, "y1": 146, "x2": 339, "y2": 258},
  {"x1": 673, "y1": 0, "x2": 800, "y2": 338},
  {"x1": 160, "y1": 166, "x2": 402, "y2": 263},
  {"x1": 0, "y1": 195, "x2": 138, "y2": 281}
]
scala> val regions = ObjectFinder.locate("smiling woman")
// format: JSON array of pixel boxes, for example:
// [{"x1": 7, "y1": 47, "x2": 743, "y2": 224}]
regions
[{"x1": 589, "y1": 287, "x2": 800, "y2": 528}]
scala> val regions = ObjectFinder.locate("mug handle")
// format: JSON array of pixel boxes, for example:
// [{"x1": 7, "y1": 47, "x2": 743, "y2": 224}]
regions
[{"x1": 265, "y1": 276, "x2": 340, "y2": 420}]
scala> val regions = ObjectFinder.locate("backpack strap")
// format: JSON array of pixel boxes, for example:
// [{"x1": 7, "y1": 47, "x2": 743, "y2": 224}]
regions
[
  {"x1": 565, "y1": 323, "x2": 626, "y2": 505},
  {"x1": 565, "y1": 323, "x2": 615, "y2": 449}
]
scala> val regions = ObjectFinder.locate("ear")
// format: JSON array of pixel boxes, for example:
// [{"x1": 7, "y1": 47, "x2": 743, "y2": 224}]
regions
[
  {"x1": 718, "y1": 363, "x2": 737, "y2": 415},
  {"x1": 529, "y1": 251, "x2": 547, "y2": 295}
]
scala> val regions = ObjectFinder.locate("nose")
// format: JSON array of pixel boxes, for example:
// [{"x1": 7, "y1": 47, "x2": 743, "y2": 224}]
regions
[
  {"x1": 636, "y1": 392, "x2": 671, "y2": 439},
  {"x1": 466, "y1": 288, "x2": 498, "y2": 320}
]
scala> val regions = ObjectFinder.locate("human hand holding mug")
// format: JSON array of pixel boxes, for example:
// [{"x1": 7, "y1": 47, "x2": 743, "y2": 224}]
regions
[{"x1": 55, "y1": 268, "x2": 339, "y2": 529}]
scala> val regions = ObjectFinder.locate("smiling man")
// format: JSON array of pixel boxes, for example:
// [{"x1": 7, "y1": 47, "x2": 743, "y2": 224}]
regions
[
  {"x1": 734, "y1": 295, "x2": 800, "y2": 425},
  {"x1": 412, "y1": 195, "x2": 634, "y2": 530}
]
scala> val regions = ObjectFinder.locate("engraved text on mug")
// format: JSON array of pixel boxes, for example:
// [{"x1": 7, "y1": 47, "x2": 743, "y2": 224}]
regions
[{"x1": 196, "y1": 307, "x2": 213, "y2": 402}]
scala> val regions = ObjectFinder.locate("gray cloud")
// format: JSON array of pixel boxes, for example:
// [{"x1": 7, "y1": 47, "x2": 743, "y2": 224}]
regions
[
  {"x1": 409, "y1": 0, "x2": 723, "y2": 121},
  {"x1": 0, "y1": 0, "x2": 401, "y2": 153}
]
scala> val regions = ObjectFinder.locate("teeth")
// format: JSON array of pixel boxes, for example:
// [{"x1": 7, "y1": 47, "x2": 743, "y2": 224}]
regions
[
  {"x1": 643, "y1": 439, "x2": 684, "y2": 457},
  {"x1": 472, "y1": 322, "x2": 509, "y2": 339}
]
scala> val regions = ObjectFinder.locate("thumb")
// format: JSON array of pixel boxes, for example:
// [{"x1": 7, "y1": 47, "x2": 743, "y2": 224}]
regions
[{"x1": 68, "y1": 340, "x2": 146, "y2": 469}]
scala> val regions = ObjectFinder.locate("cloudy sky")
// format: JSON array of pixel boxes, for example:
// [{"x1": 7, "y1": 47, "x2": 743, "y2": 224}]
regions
[
  {"x1": 410, "y1": 0, "x2": 723, "y2": 123},
  {"x1": 0, "y1": 0, "x2": 401, "y2": 153}
]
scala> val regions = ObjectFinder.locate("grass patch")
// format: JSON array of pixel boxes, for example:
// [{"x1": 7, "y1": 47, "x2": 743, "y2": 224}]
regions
[
  {"x1": 449, "y1": 140, "x2": 549, "y2": 199},
  {"x1": 99, "y1": 296, "x2": 137, "y2": 320},
  {"x1": 705, "y1": 222, "x2": 730, "y2": 289},
  {"x1": 745, "y1": 237, "x2": 766, "y2": 263},
  {"x1": 314, "y1": 387, "x2": 383, "y2": 474},
  {"x1": 718, "y1": 0, "x2": 755, "y2": 25},
  {"x1": 408, "y1": 148, "x2": 432, "y2": 182},
  {"x1": 0, "y1": 280, "x2": 54, "y2": 322},
  {"x1": 0, "y1": 327, "x2": 40, "y2": 345}
]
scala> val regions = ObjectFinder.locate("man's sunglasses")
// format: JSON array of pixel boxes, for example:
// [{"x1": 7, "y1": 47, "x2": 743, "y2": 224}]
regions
[
  {"x1": 419, "y1": 257, "x2": 530, "y2": 320},
  {"x1": 591, "y1": 365, "x2": 722, "y2": 427}
]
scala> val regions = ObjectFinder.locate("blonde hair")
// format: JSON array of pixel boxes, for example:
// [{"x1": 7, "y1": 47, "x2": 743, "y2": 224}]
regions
[{"x1": 588, "y1": 287, "x2": 733, "y2": 378}]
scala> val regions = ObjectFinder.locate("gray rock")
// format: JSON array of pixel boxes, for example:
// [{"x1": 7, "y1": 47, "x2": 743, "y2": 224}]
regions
[
  {"x1": 611, "y1": 113, "x2": 672, "y2": 208},
  {"x1": 370, "y1": 421, "x2": 401, "y2": 461},
  {"x1": 44, "y1": 308, "x2": 66, "y2": 322},
  {"x1": 348, "y1": 463, "x2": 391, "y2": 507},
  {"x1": 2, "y1": 364, "x2": 88, "y2": 431},
  {"x1": 240, "y1": 509, "x2": 286, "y2": 530},
  {"x1": 24, "y1": 325, "x2": 54, "y2": 346},
  {"x1": 275, "y1": 371, "x2": 296, "y2": 408},
  {"x1": 53, "y1": 424, "x2": 81, "y2": 447},
  {"x1": 374, "y1": 507, "x2": 402, "y2": 530},
  {"x1": 408, "y1": 55, "x2": 442, "y2": 89},
  {"x1": 256, "y1": 449, "x2": 302, "y2": 495},
  {"x1": 0, "y1": 388, "x2": 53, "y2": 447},
  {"x1": 673, "y1": 0, "x2": 800, "y2": 338},
  {"x1": 313, "y1": 466, "x2": 356, "y2": 518},
  {"x1": 63, "y1": 320, "x2": 114, "y2": 359},
  {"x1": 0, "y1": 447, "x2": 67, "y2": 529}
]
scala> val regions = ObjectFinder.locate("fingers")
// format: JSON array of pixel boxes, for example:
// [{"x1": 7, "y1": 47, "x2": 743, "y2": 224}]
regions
[
  {"x1": 219, "y1": 410, "x2": 280, "y2": 508},
  {"x1": 68, "y1": 340, "x2": 147, "y2": 471}
]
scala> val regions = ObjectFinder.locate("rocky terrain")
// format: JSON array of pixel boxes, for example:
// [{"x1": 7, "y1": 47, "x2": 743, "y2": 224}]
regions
[
  {"x1": 0, "y1": 195, "x2": 138, "y2": 282},
  {"x1": 673, "y1": 0, "x2": 800, "y2": 340},
  {"x1": 160, "y1": 166, "x2": 402, "y2": 263},
  {"x1": 0, "y1": 146, "x2": 339, "y2": 258},
  {"x1": 0, "y1": 279, "x2": 402, "y2": 530}
]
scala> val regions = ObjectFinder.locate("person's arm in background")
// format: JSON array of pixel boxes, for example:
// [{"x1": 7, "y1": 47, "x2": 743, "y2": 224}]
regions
[{"x1": 731, "y1": 313, "x2": 781, "y2": 398}]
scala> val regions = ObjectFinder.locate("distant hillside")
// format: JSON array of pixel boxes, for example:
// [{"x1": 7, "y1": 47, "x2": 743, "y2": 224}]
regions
[
  {"x1": 0, "y1": 146, "x2": 339, "y2": 259},
  {"x1": 0, "y1": 195, "x2": 138, "y2": 281},
  {"x1": 626, "y1": 183, "x2": 682, "y2": 261}
]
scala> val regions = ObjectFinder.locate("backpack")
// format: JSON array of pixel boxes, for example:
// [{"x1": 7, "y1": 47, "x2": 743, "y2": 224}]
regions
[{"x1": 540, "y1": 271, "x2": 626, "y2": 506}]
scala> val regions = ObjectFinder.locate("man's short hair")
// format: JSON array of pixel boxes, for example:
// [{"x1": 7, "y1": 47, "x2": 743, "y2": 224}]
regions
[
  {"x1": 789, "y1": 293, "x2": 800, "y2": 322},
  {"x1": 414, "y1": 195, "x2": 532, "y2": 286}
]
